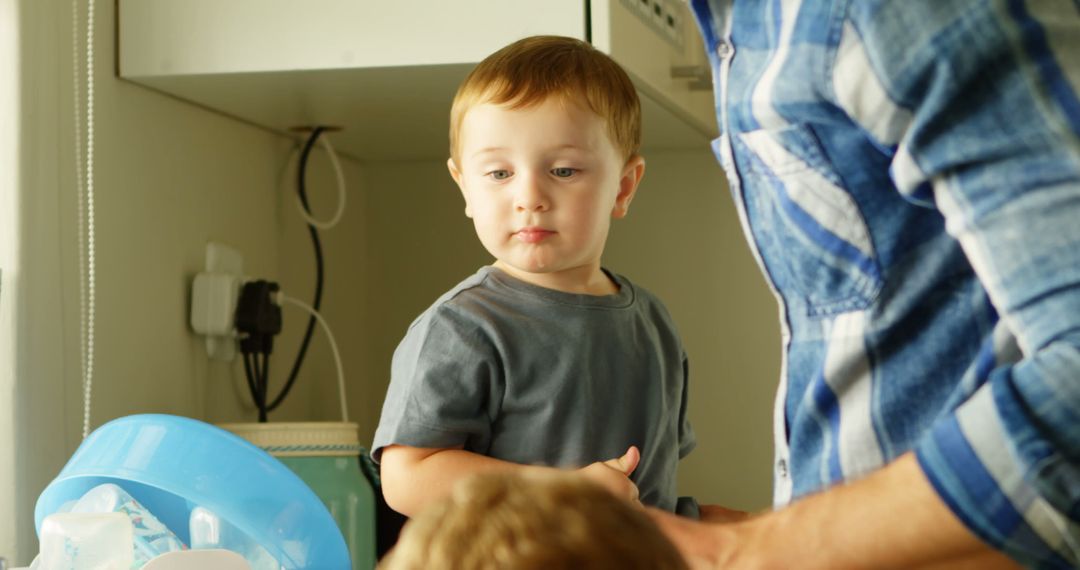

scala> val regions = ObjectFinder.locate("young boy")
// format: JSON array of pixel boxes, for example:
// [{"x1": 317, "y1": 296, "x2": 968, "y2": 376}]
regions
[
  {"x1": 372, "y1": 35, "x2": 695, "y2": 518},
  {"x1": 379, "y1": 471, "x2": 690, "y2": 570}
]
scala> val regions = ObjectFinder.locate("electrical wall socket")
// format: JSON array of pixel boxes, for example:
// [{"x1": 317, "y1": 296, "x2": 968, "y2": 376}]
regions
[{"x1": 190, "y1": 242, "x2": 243, "y2": 361}]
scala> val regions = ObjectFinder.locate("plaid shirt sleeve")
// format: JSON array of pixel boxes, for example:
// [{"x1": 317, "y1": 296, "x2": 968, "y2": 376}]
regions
[{"x1": 835, "y1": 2, "x2": 1080, "y2": 566}]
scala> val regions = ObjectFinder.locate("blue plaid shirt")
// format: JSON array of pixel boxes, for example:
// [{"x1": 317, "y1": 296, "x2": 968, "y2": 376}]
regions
[{"x1": 689, "y1": 1, "x2": 1080, "y2": 566}]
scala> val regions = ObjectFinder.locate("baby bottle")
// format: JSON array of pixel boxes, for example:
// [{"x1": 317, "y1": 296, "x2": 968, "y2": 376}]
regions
[{"x1": 70, "y1": 483, "x2": 186, "y2": 566}]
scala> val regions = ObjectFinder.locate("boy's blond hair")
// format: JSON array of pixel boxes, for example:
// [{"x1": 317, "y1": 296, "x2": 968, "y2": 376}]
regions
[
  {"x1": 379, "y1": 471, "x2": 688, "y2": 570},
  {"x1": 449, "y1": 35, "x2": 641, "y2": 165}
]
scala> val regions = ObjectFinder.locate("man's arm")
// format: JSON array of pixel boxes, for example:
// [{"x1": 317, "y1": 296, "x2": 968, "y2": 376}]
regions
[
  {"x1": 380, "y1": 444, "x2": 641, "y2": 517},
  {"x1": 828, "y1": 3, "x2": 1080, "y2": 565},
  {"x1": 651, "y1": 453, "x2": 1017, "y2": 569}
]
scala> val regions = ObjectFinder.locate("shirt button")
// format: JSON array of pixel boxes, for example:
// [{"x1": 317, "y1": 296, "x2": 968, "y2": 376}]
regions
[
  {"x1": 777, "y1": 458, "x2": 788, "y2": 478},
  {"x1": 716, "y1": 40, "x2": 734, "y2": 59}
]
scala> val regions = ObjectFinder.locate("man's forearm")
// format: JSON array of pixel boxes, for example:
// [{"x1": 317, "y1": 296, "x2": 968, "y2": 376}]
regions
[
  {"x1": 730, "y1": 453, "x2": 1008, "y2": 569},
  {"x1": 915, "y1": 548, "x2": 1019, "y2": 570},
  {"x1": 657, "y1": 453, "x2": 1015, "y2": 569}
]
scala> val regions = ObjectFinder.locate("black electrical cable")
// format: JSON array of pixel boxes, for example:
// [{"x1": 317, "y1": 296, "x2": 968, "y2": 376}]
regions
[
  {"x1": 258, "y1": 353, "x2": 270, "y2": 422},
  {"x1": 243, "y1": 352, "x2": 261, "y2": 415},
  {"x1": 267, "y1": 126, "x2": 326, "y2": 412},
  {"x1": 251, "y1": 353, "x2": 261, "y2": 407}
]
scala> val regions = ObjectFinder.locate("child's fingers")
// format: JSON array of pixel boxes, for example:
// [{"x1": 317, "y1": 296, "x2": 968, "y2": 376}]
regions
[
  {"x1": 621, "y1": 445, "x2": 640, "y2": 475},
  {"x1": 604, "y1": 445, "x2": 640, "y2": 476},
  {"x1": 583, "y1": 453, "x2": 639, "y2": 503},
  {"x1": 612, "y1": 473, "x2": 640, "y2": 503}
]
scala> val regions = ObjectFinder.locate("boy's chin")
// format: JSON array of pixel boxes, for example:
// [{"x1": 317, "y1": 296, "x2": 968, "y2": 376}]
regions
[{"x1": 494, "y1": 259, "x2": 552, "y2": 275}]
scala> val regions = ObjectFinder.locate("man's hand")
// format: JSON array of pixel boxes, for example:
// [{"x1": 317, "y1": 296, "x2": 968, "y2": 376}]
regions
[{"x1": 577, "y1": 445, "x2": 641, "y2": 503}]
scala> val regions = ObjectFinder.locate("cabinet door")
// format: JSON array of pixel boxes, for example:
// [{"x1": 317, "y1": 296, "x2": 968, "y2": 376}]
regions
[
  {"x1": 118, "y1": 0, "x2": 714, "y2": 160},
  {"x1": 120, "y1": 0, "x2": 587, "y2": 76}
]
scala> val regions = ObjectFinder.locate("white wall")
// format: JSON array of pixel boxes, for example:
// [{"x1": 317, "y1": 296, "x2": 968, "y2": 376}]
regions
[
  {"x1": 0, "y1": 0, "x2": 22, "y2": 560},
  {"x1": 606, "y1": 150, "x2": 780, "y2": 510}
]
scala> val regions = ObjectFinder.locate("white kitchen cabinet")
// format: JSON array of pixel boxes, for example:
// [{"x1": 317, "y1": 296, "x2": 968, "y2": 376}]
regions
[{"x1": 118, "y1": 0, "x2": 717, "y2": 160}]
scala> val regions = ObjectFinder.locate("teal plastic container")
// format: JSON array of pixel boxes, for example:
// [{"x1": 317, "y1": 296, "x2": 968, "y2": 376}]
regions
[{"x1": 220, "y1": 422, "x2": 377, "y2": 570}]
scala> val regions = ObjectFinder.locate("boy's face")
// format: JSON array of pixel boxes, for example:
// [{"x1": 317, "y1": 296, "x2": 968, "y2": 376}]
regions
[{"x1": 448, "y1": 96, "x2": 644, "y2": 290}]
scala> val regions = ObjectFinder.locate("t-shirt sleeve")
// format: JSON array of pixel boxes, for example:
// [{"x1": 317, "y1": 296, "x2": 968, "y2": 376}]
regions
[
  {"x1": 678, "y1": 354, "x2": 696, "y2": 459},
  {"x1": 371, "y1": 305, "x2": 502, "y2": 462}
]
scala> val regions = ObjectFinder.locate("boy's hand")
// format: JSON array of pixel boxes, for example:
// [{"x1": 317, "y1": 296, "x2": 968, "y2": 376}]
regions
[{"x1": 578, "y1": 445, "x2": 641, "y2": 503}]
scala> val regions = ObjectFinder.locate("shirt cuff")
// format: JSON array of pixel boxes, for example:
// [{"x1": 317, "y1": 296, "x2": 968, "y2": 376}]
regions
[{"x1": 914, "y1": 380, "x2": 1079, "y2": 568}]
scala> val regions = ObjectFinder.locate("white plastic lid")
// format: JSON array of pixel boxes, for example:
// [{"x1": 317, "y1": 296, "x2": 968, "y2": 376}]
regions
[{"x1": 217, "y1": 422, "x2": 362, "y2": 457}]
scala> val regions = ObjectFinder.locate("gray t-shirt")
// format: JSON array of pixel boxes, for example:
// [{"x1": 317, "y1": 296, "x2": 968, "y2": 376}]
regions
[{"x1": 372, "y1": 266, "x2": 695, "y2": 511}]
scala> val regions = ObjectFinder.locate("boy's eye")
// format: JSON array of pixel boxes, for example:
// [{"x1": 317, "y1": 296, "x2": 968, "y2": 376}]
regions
[
  {"x1": 487, "y1": 170, "x2": 511, "y2": 181},
  {"x1": 551, "y1": 167, "x2": 577, "y2": 178}
]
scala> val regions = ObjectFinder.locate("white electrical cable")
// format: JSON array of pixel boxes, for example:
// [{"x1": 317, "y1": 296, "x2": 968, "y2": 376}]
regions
[
  {"x1": 71, "y1": 0, "x2": 87, "y2": 437},
  {"x1": 294, "y1": 135, "x2": 347, "y2": 230},
  {"x1": 84, "y1": 0, "x2": 97, "y2": 441},
  {"x1": 73, "y1": 0, "x2": 97, "y2": 440},
  {"x1": 278, "y1": 293, "x2": 348, "y2": 422}
]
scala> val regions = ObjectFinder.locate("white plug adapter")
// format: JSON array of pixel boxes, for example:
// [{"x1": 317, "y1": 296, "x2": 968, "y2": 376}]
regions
[
  {"x1": 190, "y1": 272, "x2": 241, "y2": 336},
  {"x1": 190, "y1": 242, "x2": 244, "y2": 361}
]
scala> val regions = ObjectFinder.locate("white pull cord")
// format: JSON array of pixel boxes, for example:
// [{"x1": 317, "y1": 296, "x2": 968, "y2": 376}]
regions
[
  {"x1": 278, "y1": 293, "x2": 348, "y2": 422},
  {"x1": 294, "y1": 135, "x2": 347, "y2": 230},
  {"x1": 73, "y1": 0, "x2": 97, "y2": 440}
]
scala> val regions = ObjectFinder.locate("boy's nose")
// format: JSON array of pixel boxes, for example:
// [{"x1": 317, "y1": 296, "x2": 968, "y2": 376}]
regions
[{"x1": 513, "y1": 178, "x2": 550, "y2": 212}]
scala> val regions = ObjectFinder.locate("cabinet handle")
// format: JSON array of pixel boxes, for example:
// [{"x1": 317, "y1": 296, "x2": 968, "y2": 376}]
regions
[{"x1": 670, "y1": 65, "x2": 713, "y2": 91}]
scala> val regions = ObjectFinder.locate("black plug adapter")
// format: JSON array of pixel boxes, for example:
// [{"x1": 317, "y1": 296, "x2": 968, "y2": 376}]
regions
[{"x1": 235, "y1": 280, "x2": 282, "y2": 354}]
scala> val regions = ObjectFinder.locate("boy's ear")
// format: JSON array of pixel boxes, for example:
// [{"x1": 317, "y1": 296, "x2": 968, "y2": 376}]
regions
[
  {"x1": 612, "y1": 155, "x2": 645, "y2": 219},
  {"x1": 447, "y1": 157, "x2": 473, "y2": 218}
]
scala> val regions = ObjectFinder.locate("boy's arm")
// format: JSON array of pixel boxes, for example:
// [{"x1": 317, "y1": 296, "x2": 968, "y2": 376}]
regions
[{"x1": 380, "y1": 444, "x2": 642, "y2": 517}]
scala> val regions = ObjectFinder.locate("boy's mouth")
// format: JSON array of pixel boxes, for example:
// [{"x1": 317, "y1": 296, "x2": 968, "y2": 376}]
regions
[{"x1": 513, "y1": 227, "x2": 556, "y2": 243}]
